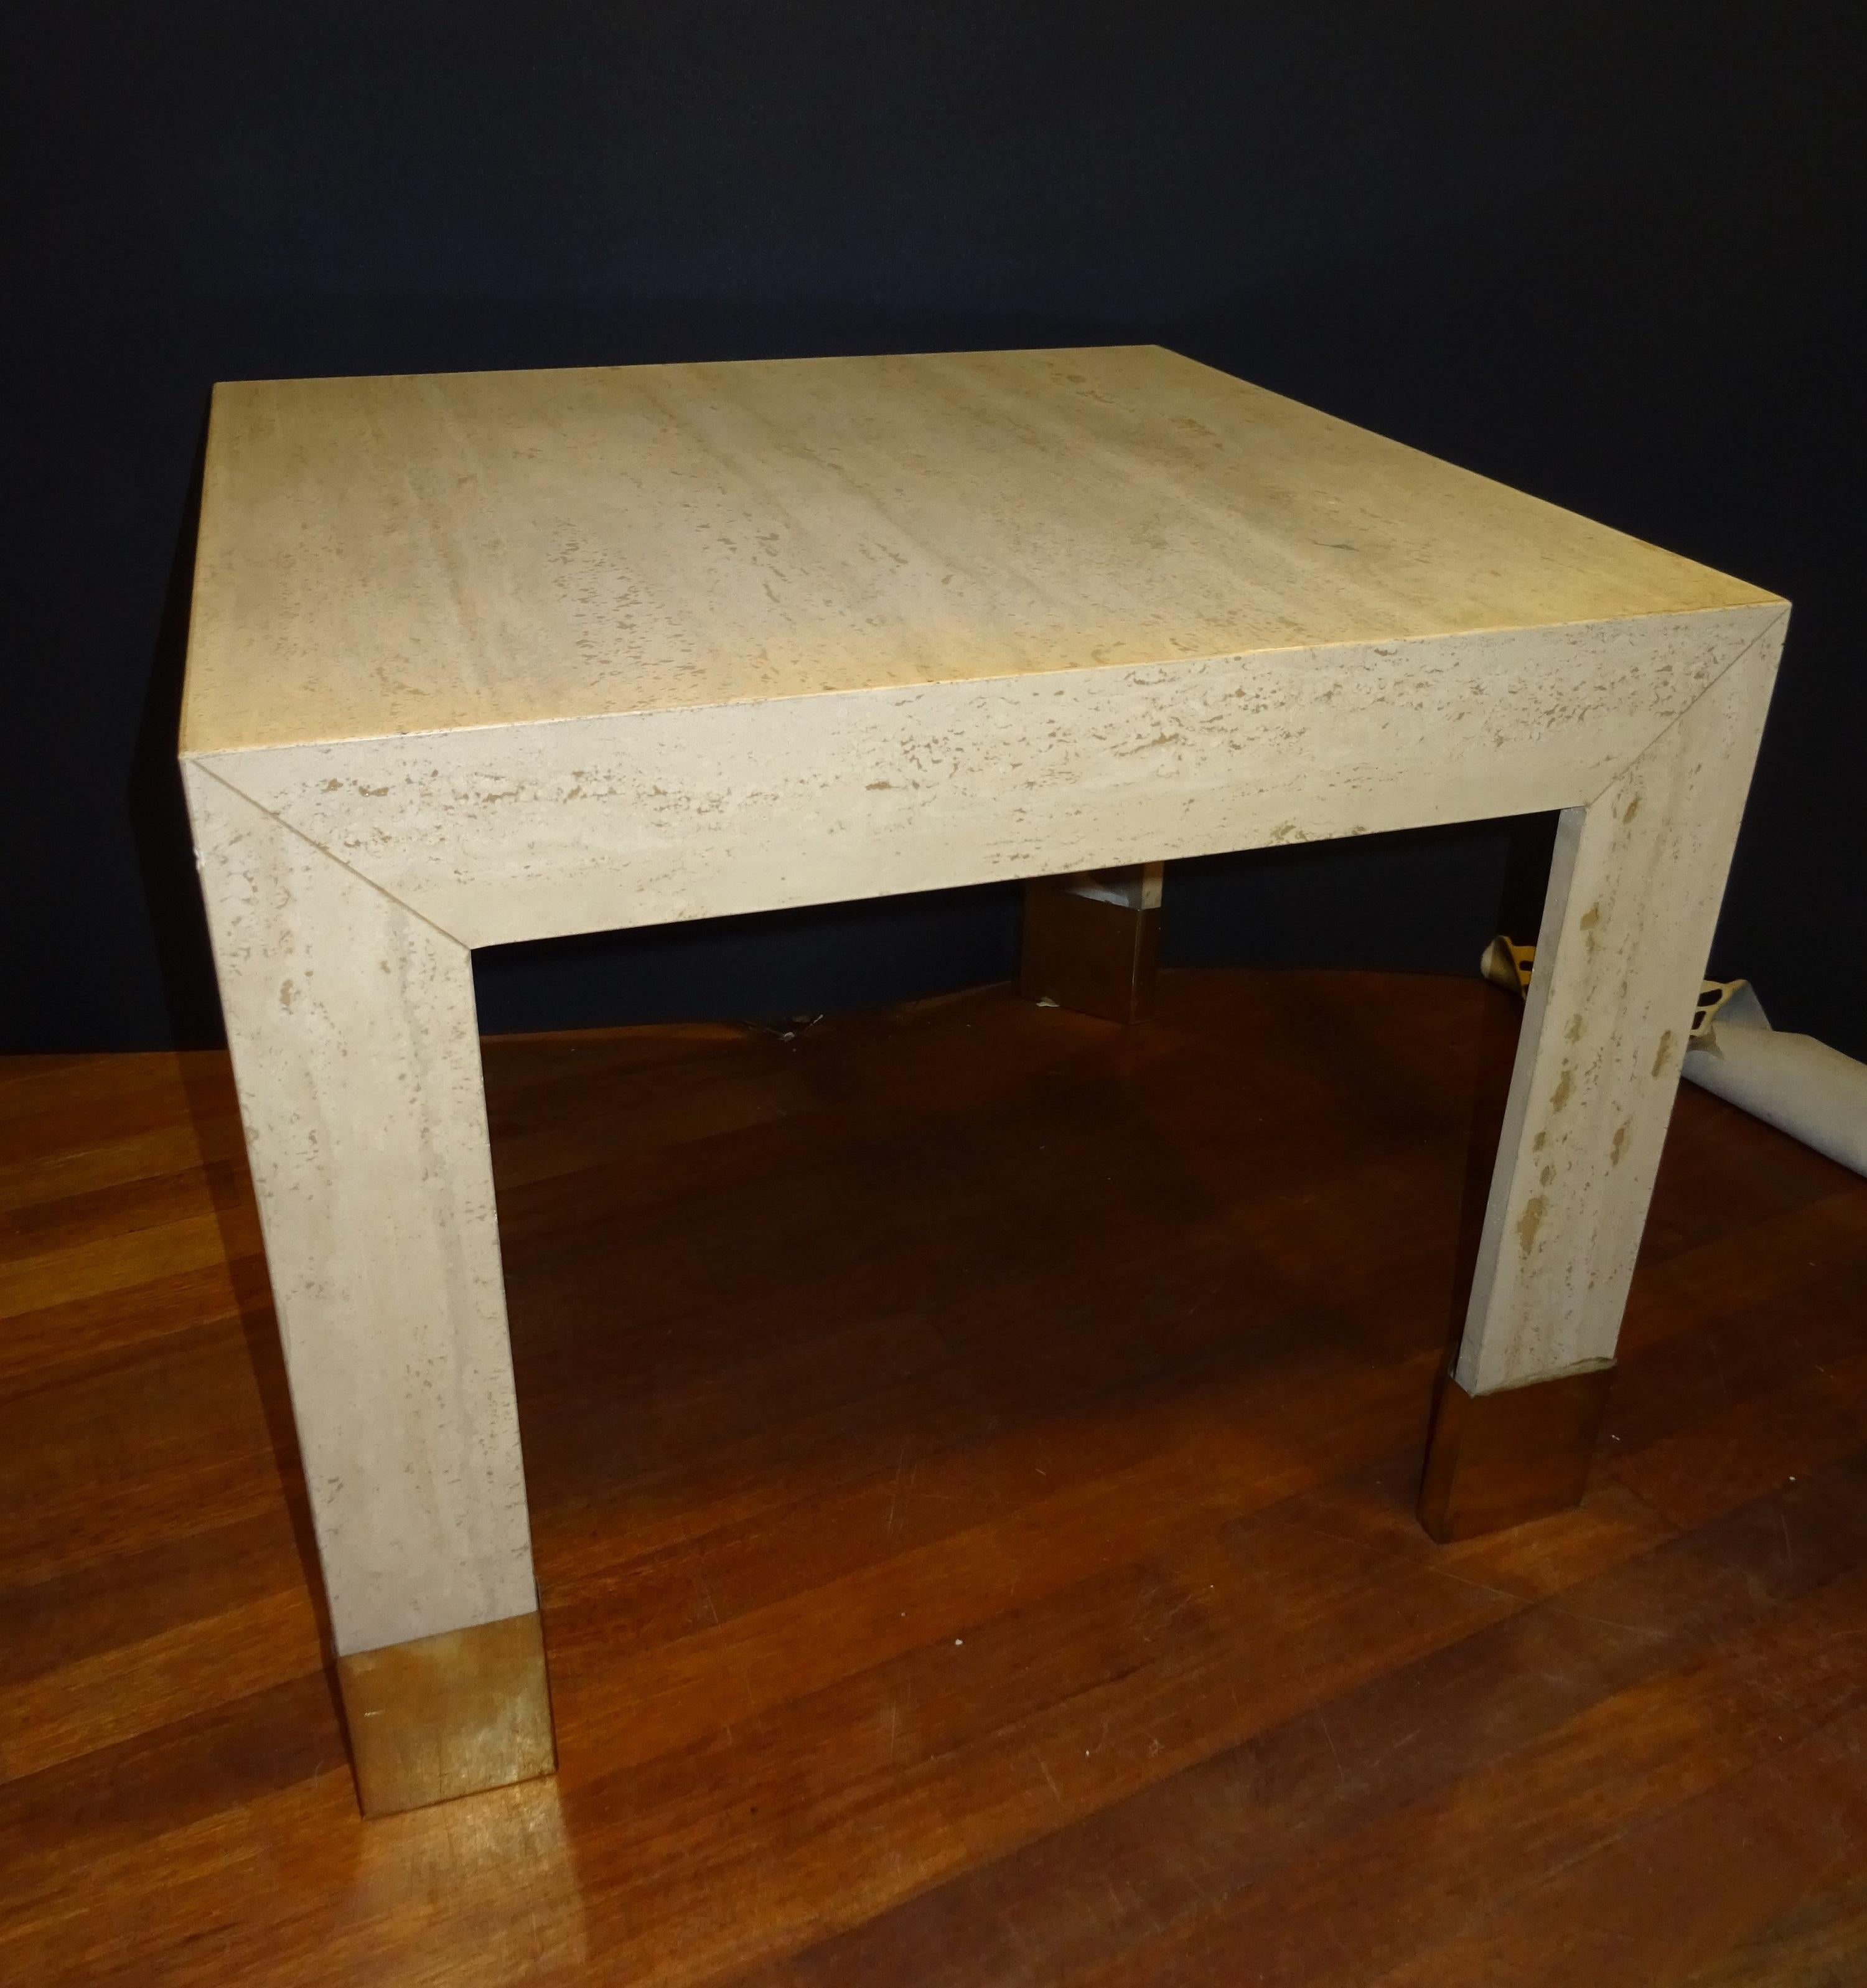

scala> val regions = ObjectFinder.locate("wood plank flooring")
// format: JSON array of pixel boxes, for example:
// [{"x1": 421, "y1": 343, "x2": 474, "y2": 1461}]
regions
[{"x1": 2, "y1": 970, "x2": 1865, "y2": 1986}]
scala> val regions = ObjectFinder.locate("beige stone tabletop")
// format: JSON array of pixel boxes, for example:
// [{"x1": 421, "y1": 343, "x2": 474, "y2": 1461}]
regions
[{"x1": 181, "y1": 345, "x2": 1773, "y2": 756}]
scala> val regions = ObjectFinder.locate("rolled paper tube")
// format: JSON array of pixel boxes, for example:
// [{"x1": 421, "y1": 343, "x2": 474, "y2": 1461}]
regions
[
  {"x1": 1481, "y1": 940, "x2": 1867, "y2": 1181},
  {"x1": 1682, "y1": 982, "x2": 1867, "y2": 1179},
  {"x1": 1479, "y1": 935, "x2": 1535, "y2": 996}
]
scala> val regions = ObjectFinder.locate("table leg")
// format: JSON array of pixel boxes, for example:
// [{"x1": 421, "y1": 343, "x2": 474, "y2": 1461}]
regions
[
  {"x1": 1019, "y1": 863, "x2": 1163, "y2": 1023},
  {"x1": 184, "y1": 765, "x2": 552, "y2": 1812},
  {"x1": 1422, "y1": 632, "x2": 1782, "y2": 1539}
]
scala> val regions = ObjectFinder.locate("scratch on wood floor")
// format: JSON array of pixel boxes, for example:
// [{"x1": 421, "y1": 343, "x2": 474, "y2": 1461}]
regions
[
  {"x1": 886, "y1": 1437, "x2": 908, "y2": 1536},
  {"x1": 1143, "y1": 1589, "x2": 1207, "y2": 1643},
  {"x1": 696, "y1": 1567, "x2": 723, "y2": 1627},
  {"x1": 1315, "y1": 1702, "x2": 1351, "y2": 1791},
  {"x1": 1708, "y1": 1333, "x2": 1733, "y2": 1404},
  {"x1": 1032, "y1": 1748, "x2": 1064, "y2": 1805}
]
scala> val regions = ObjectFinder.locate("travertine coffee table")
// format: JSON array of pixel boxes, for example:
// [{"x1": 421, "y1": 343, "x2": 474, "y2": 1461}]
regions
[{"x1": 180, "y1": 346, "x2": 1786, "y2": 1813}]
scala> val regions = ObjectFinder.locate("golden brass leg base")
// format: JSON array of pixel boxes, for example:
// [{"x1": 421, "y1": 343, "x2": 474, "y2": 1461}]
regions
[
  {"x1": 1019, "y1": 881, "x2": 1159, "y2": 1024},
  {"x1": 337, "y1": 1610, "x2": 556, "y2": 1816},
  {"x1": 1418, "y1": 1366, "x2": 1614, "y2": 1542}
]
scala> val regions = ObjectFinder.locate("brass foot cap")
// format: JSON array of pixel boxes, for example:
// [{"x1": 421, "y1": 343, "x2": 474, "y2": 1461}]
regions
[{"x1": 338, "y1": 1609, "x2": 556, "y2": 1816}]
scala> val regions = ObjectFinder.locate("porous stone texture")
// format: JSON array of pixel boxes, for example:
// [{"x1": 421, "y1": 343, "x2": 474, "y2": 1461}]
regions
[{"x1": 181, "y1": 344, "x2": 1787, "y2": 1795}]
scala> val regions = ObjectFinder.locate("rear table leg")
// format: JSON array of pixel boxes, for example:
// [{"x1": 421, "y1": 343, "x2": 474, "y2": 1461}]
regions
[{"x1": 1019, "y1": 863, "x2": 1163, "y2": 1024}]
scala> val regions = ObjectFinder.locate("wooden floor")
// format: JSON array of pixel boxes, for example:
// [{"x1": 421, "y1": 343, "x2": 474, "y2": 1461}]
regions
[{"x1": 4, "y1": 970, "x2": 1867, "y2": 1987}]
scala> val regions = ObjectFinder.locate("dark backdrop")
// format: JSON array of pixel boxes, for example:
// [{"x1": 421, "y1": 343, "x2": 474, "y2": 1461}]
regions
[{"x1": 4, "y1": 4, "x2": 1860, "y2": 1054}]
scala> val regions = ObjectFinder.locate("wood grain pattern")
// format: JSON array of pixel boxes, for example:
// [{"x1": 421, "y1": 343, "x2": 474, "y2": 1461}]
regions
[{"x1": 4, "y1": 968, "x2": 1864, "y2": 1986}]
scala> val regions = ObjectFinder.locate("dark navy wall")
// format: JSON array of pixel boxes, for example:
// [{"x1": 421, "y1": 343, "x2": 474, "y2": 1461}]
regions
[{"x1": 4, "y1": 4, "x2": 1859, "y2": 1051}]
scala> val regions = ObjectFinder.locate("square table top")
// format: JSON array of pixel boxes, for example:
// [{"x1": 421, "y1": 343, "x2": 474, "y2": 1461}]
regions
[{"x1": 180, "y1": 344, "x2": 1774, "y2": 760}]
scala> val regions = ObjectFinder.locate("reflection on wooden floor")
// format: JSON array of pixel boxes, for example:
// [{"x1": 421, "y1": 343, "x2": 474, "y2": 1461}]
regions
[{"x1": 4, "y1": 970, "x2": 1866, "y2": 1987}]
